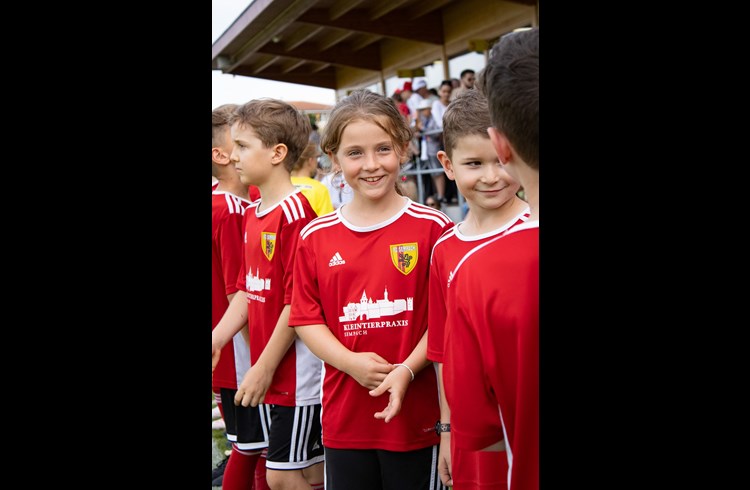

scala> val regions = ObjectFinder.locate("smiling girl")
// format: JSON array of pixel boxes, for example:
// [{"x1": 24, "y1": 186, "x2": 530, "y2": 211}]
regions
[{"x1": 289, "y1": 90, "x2": 453, "y2": 490}]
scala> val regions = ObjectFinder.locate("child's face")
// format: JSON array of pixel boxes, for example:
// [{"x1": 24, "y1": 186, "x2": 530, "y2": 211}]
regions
[
  {"x1": 448, "y1": 134, "x2": 520, "y2": 211},
  {"x1": 333, "y1": 119, "x2": 402, "y2": 204},
  {"x1": 229, "y1": 123, "x2": 272, "y2": 186}
]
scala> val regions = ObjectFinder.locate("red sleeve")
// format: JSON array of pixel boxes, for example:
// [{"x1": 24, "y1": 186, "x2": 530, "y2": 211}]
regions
[
  {"x1": 427, "y1": 246, "x2": 447, "y2": 362},
  {"x1": 216, "y1": 211, "x2": 245, "y2": 296},
  {"x1": 289, "y1": 237, "x2": 325, "y2": 327}
]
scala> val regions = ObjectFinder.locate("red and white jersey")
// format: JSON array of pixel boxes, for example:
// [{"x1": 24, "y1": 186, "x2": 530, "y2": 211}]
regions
[
  {"x1": 237, "y1": 191, "x2": 320, "y2": 407},
  {"x1": 212, "y1": 180, "x2": 219, "y2": 191},
  {"x1": 290, "y1": 198, "x2": 453, "y2": 451},
  {"x1": 212, "y1": 191, "x2": 253, "y2": 389},
  {"x1": 444, "y1": 221, "x2": 539, "y2": 490},
  {"x1": 427, "y1": 207, "x2": 529, "y2": 363}
]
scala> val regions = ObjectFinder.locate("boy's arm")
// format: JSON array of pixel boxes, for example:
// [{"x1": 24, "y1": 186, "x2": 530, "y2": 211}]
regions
[
  {"x1": 295, "y1": 323, "x2": 394, "y2": 390},
  {"x1": 225, "y1": 292, "x2": 250, "y2": 344},
  {"x1": 235, "y1": 304, "x2": 296, "y2": 407},
  {"x1": 369, "y1": 330, "x2": 431, "y2": 423},
  {"x1": 212, "y1": 293, "x2": 249, "y2": 371},
  {"x1": 437, "y1": 363, "x2": 453, "y2": 487}
]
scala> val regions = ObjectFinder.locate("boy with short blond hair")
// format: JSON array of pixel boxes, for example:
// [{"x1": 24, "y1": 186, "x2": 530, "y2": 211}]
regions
[
  {"x1": 429, "y1": 89, "x2": 530, "y2": 489},
  {"x1": 212, "y1": 98, "x2": 324, "y2": 490}
]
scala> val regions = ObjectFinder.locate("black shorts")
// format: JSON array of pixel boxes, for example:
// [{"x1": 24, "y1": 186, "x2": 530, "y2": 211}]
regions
[
  {"x1": 324, "y1": 445, "x2": 446, "y2": 490},
  {"x1": 219, "y1": 388, "x2": 271, "y2": 451},
  {"x1": 266, "y1": 404, "x2": 324, "y2": 471}
]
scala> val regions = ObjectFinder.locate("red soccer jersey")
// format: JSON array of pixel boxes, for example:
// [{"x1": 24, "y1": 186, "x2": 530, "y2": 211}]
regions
[
  {"x1": 427, "y1": 208, "x2": 528, "y2": 487},
  {"x1": 427, "y1": 207, "x2": 529, "y2": 363},
  {"x1": 212, "y1": 191, "x2": 254, "y2": 389},
  {"x1": 290, "y1": 199, "x2": 453, "y2": 451},
  {"x1": 445, "y1": 221, "x2": 539, "y2": 490},
  {"x1": 236, "y1": 191, "x2": 320, "y2": 407}
]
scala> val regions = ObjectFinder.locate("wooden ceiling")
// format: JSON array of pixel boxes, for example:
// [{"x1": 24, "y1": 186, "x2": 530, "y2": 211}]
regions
[{"x1": 212, "y1": 0, "x2": 537, "y2": 92}]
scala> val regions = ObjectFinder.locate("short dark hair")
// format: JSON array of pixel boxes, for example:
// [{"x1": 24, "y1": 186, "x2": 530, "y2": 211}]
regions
[
  {"x1": 478, "y1": 27, "x2": 538, "y2": 169},
  {"x1": 460, "y1": 69, "x2": 475, "y2": 79}
]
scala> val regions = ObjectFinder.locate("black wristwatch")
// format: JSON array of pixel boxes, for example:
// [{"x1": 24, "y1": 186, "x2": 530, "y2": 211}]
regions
[{"x1": 435, "y1": 421, "x2": 451, "y2": 435}]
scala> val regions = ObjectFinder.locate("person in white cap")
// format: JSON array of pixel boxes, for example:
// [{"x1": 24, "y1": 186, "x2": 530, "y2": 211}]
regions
[{"x1": 406, "y1": 78, "x2": 436, "y2": 122}]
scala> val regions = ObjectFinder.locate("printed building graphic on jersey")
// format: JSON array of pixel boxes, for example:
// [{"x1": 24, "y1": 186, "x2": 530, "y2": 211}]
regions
[
  {"x1": 246, "y1": 267, "x2": 271, "y2": 292},
  {"x1": 339, "y1": 286, "x2": 413, "y2": 322}
]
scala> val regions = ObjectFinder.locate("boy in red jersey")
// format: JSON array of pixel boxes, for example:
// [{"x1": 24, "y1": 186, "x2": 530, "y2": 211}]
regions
[
  {"x1": 212, "y1": 104, "x2": 270, "y2": 489},
  {"x1": 290, "y1": 90, "x2": 452, "y2": 490},
  {"x1": 212, "y1": 99, "x2": 324, "y2": 490},
  {"x1": 443, "y1": 27, "x2": 539, "y2": 490},
  {"x1": 428, "y1": 90, "x2": 530, "y2": 489}
]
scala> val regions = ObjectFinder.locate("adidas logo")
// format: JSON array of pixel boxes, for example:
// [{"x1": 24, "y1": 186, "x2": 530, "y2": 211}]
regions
[
  {"x1": 312, "y1": 440, "x2": 320, "y2": 451},
  {"x1": 328, "y1": 252, "x2": 346, "y2": 267}
]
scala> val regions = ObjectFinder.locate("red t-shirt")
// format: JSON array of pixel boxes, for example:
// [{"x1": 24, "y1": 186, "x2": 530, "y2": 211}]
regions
[
  {"x1": 445, "y1": 222, "x2": 539, "y2": 490},
  {"x1": 290, "y1": 199, "x2": 453, "y2": 451},
  {"x1": 427, "y1": 208, "x2": 529, "y2": 363},
  {"x1": 236, "y1": 191, "x2": 321, "y2": 406},
  {"x1": 427, "y1": 208, "x2": 528, "y2": 486},
  {"x1": 212, "y1": 191, "x2": 253, "y2": 389}
]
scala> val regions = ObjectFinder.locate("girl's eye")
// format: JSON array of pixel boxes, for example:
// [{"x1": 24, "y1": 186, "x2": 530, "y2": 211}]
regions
[
  {"x1": 347, "y1": 150, "x2": 362, "y2": 157},
  {"x1": 378, "y1": 146, "x2": 391, "y2": 153}
]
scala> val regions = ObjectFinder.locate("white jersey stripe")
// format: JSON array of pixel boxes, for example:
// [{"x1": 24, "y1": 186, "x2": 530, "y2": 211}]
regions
[
  {"x1": 300, "y1": 214, "x2": 339, "y2": 236},
  {"x1": 408, "y1": 203, "x2": 452, "y2": 224},
  {"x1": 301, "y1": 217, "x2": 342, "y2": 239},
  {"x1": 286, "y1": 197, "x2": 300, "y2": 221},
  {"x1": 224, "y1": 193, "x2": 237, "y2": 214},
  {"x1": 291, "y1": 193, "x2": 306, "y2": 219},
  {"x1": 430, "y1": 228, "x2": 459, "y2": 263},
  {"x1": 279, "y1": 201, "x2": 293, "y2": 223},
  {"x1": 405, "y1": 208, "x2": 450, "y2": 226}
]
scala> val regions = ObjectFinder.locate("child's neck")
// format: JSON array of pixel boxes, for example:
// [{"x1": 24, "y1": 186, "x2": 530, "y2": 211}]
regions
[
  {"x1": 462, "y1": 196, "x2": 529, "y2": 236},
  {"x1": 342, "y1": 193, "x2": 406, "y2": 227},
  {"x1": 517, "y1": 167, "x2": 539, "y2": 222},
  {"x1": 257, "y1": 174, "x2": 297, "y2": 212},
  {"x1": 215, "y1": 173, "x2": 248, "y2": 200}
]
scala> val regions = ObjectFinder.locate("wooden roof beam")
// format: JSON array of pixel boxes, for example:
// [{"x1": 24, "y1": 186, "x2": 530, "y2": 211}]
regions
[
  {"x1": 329, "y1": 0, "x2": 366, "y2": 20},
  {"x1": 368, "y1": 0, "x2": 410, "y2": 20},
  {"x1": 257, "y1": 41, "x2": 381, "y2": 71},
  {"x1": 296, "y1": 8, "x2": 444, "y2": 45},
  {"x1": 284, "y1": 25, "x2": 326, "y2": 51}
]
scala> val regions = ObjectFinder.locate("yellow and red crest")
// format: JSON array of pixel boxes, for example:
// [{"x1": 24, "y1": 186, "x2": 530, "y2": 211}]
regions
[
  {"x1": 390, "y1": 242, "x2": 418, "y2": 275},
  {"x1": 261, "y1": 232, "x2": 276, "y2": 260}
]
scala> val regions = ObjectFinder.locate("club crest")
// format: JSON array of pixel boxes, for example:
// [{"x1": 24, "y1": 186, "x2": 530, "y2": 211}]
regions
[
  {"x1": 390, "y1": 242, "x2": 418, "y2": 275},
  {"x1": 261, "y1": 232, "x2": 276, "y2": 260}
]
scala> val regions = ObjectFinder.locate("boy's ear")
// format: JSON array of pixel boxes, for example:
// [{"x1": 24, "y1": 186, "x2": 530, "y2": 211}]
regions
[
  {"x1": 212, "y1": 147, "x2": 230, "y2": 165},
  {"x1": 487, "y1": 127, "x2": 512, "y2": 165},
  {"x1": 436, "y1": 150, "x2": 456, "y2": 181},
  {"x1": 270, "y1": 143, "x2": 288, "y2": 165}
]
